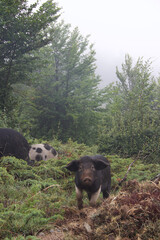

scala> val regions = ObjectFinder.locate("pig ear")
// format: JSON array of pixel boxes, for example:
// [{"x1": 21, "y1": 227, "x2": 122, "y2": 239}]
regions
[
  {"x1": 93, "y1": 160, "x2": 109, "y2": 170},
  {"x1": 66, "y1": 160, "x2": 79, "y2": 171}
]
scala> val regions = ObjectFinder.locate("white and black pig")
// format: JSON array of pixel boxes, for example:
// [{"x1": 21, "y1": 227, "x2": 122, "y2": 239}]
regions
[
  {"x1": 66, "y1": 155, "x2": 111, "y2": 209},
  {"x1": 29, "y1": 143, "x2": 58, "y2": 163}
]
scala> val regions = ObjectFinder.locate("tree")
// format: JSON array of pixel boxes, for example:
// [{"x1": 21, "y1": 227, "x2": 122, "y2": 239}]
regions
[
  {"x1": 98, "y1": 55, "x2": 160, "y2": 162},
  {"x1": 29, "y1": 22, "x2": 102, "y2": 144},
  {"x1": 0, "y1": 0, "x2": 60, "y2": 113},
  {"x1": 116, "y1": 55, "x2": 155, "y2": 133}
]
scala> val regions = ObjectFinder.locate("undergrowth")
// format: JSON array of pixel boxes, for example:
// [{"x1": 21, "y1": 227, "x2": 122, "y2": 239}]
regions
[{"x1": 0, "y1": 139, "x2": 159, "y2": 239}]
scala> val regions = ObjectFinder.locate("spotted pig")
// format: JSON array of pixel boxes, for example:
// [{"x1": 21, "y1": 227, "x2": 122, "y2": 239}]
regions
[{"x1": 29, "y1": 143, "x2": 58, "y2": 163}]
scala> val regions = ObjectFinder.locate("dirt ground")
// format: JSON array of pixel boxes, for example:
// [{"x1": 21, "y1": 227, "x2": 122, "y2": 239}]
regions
[
  {"x1": 37, "y1": 180, "x2": 160, "y2": 240},
  {"x1": 37, "y1": 206, "x2": 98, "y2": 240}
]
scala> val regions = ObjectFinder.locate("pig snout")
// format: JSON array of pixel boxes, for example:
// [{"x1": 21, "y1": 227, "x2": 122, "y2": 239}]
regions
[{"x1": 83, "y1": 177, "x2": 92, "y2": 184}]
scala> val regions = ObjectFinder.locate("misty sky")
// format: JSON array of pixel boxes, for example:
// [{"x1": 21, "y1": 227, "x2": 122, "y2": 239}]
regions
[{"x1": 29, "y1": 0, "x2": 160, "y2": 86}]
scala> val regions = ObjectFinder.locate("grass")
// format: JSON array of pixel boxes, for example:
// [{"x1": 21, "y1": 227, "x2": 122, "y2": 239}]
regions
[{"x1": 0, "y1": 139, "x2": 159, "y2": 239}]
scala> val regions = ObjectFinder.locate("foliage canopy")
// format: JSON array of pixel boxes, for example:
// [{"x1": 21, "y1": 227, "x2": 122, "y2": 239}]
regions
[
  {"x1": 0, "y1": 0, "x2": 60, "y2": 112},
  {"x1": 98, "y1": 54, "x2": 160, "y2": 163}
]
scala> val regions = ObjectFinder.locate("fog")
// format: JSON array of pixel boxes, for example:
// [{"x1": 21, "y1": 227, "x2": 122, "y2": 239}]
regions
[{"x1": 29, "y1": 0, "x2": 160, "y2": 86}]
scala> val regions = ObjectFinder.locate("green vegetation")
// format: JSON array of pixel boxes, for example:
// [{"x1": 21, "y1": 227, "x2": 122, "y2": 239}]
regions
[
  {"x1": 0, "y1": 139, "x2": 160, "y2": 239},
  {"x1": 0, "y1": 1, "x2": 160, "y2": 239},
  {"x1": 0, "y1": 1, "x2": 160, "y2": 161},
  {"x1": 98, "y1": 55, "x2": 160, "y2": 163},
  {"x1": 0, "y1": 140, "x2": 95, "y2": 239},
  {"x1": 28, "y1": 21, "x2": 101, "y2": 144},
  {"x1": 0, "y1": 0, "x2": 60, "y2": 115}
]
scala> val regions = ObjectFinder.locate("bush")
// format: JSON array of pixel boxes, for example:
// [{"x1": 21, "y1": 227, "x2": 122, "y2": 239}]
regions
[{"x1": 98, "y1": 129, "x2": 160, "y2": 163}]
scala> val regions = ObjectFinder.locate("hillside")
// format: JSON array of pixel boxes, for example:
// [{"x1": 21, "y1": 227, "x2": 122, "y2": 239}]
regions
[{"x1": 0, "y1": 139, "x2": 160, "y2": 240}]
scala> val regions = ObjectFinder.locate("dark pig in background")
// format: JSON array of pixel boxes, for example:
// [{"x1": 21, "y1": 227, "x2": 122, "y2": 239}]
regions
[
  {"x1": 66, "y1": 155, "x2": 111, "y2": 209},
  {"x1": 0, "y1": 128, "x2": 30, "y2": 163}
]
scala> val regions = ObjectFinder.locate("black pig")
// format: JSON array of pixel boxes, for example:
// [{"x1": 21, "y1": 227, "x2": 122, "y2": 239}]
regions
[
  {"x1": 0, "y1": 128, "x2": 30, "y2": 163},
  {"x1": 66, "y1": 155, "x2": 111, "y2": 209}
]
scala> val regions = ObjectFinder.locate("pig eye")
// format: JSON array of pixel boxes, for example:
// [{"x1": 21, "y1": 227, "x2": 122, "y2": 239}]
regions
[
  {"x1": 91, "y1": 165, "x2": 95, "y2": 171},
  {"x1": 79, "y1": 166, "x2": 83, "y2": 172}
]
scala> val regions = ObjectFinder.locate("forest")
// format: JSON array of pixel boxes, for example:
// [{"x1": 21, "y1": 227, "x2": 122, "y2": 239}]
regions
[
  {"x1": 1, "y1": 0, "x2": 160, "y2": 162},
  {"x1": 0, "y1": 1, "x2": 160, "y2": 239}
]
